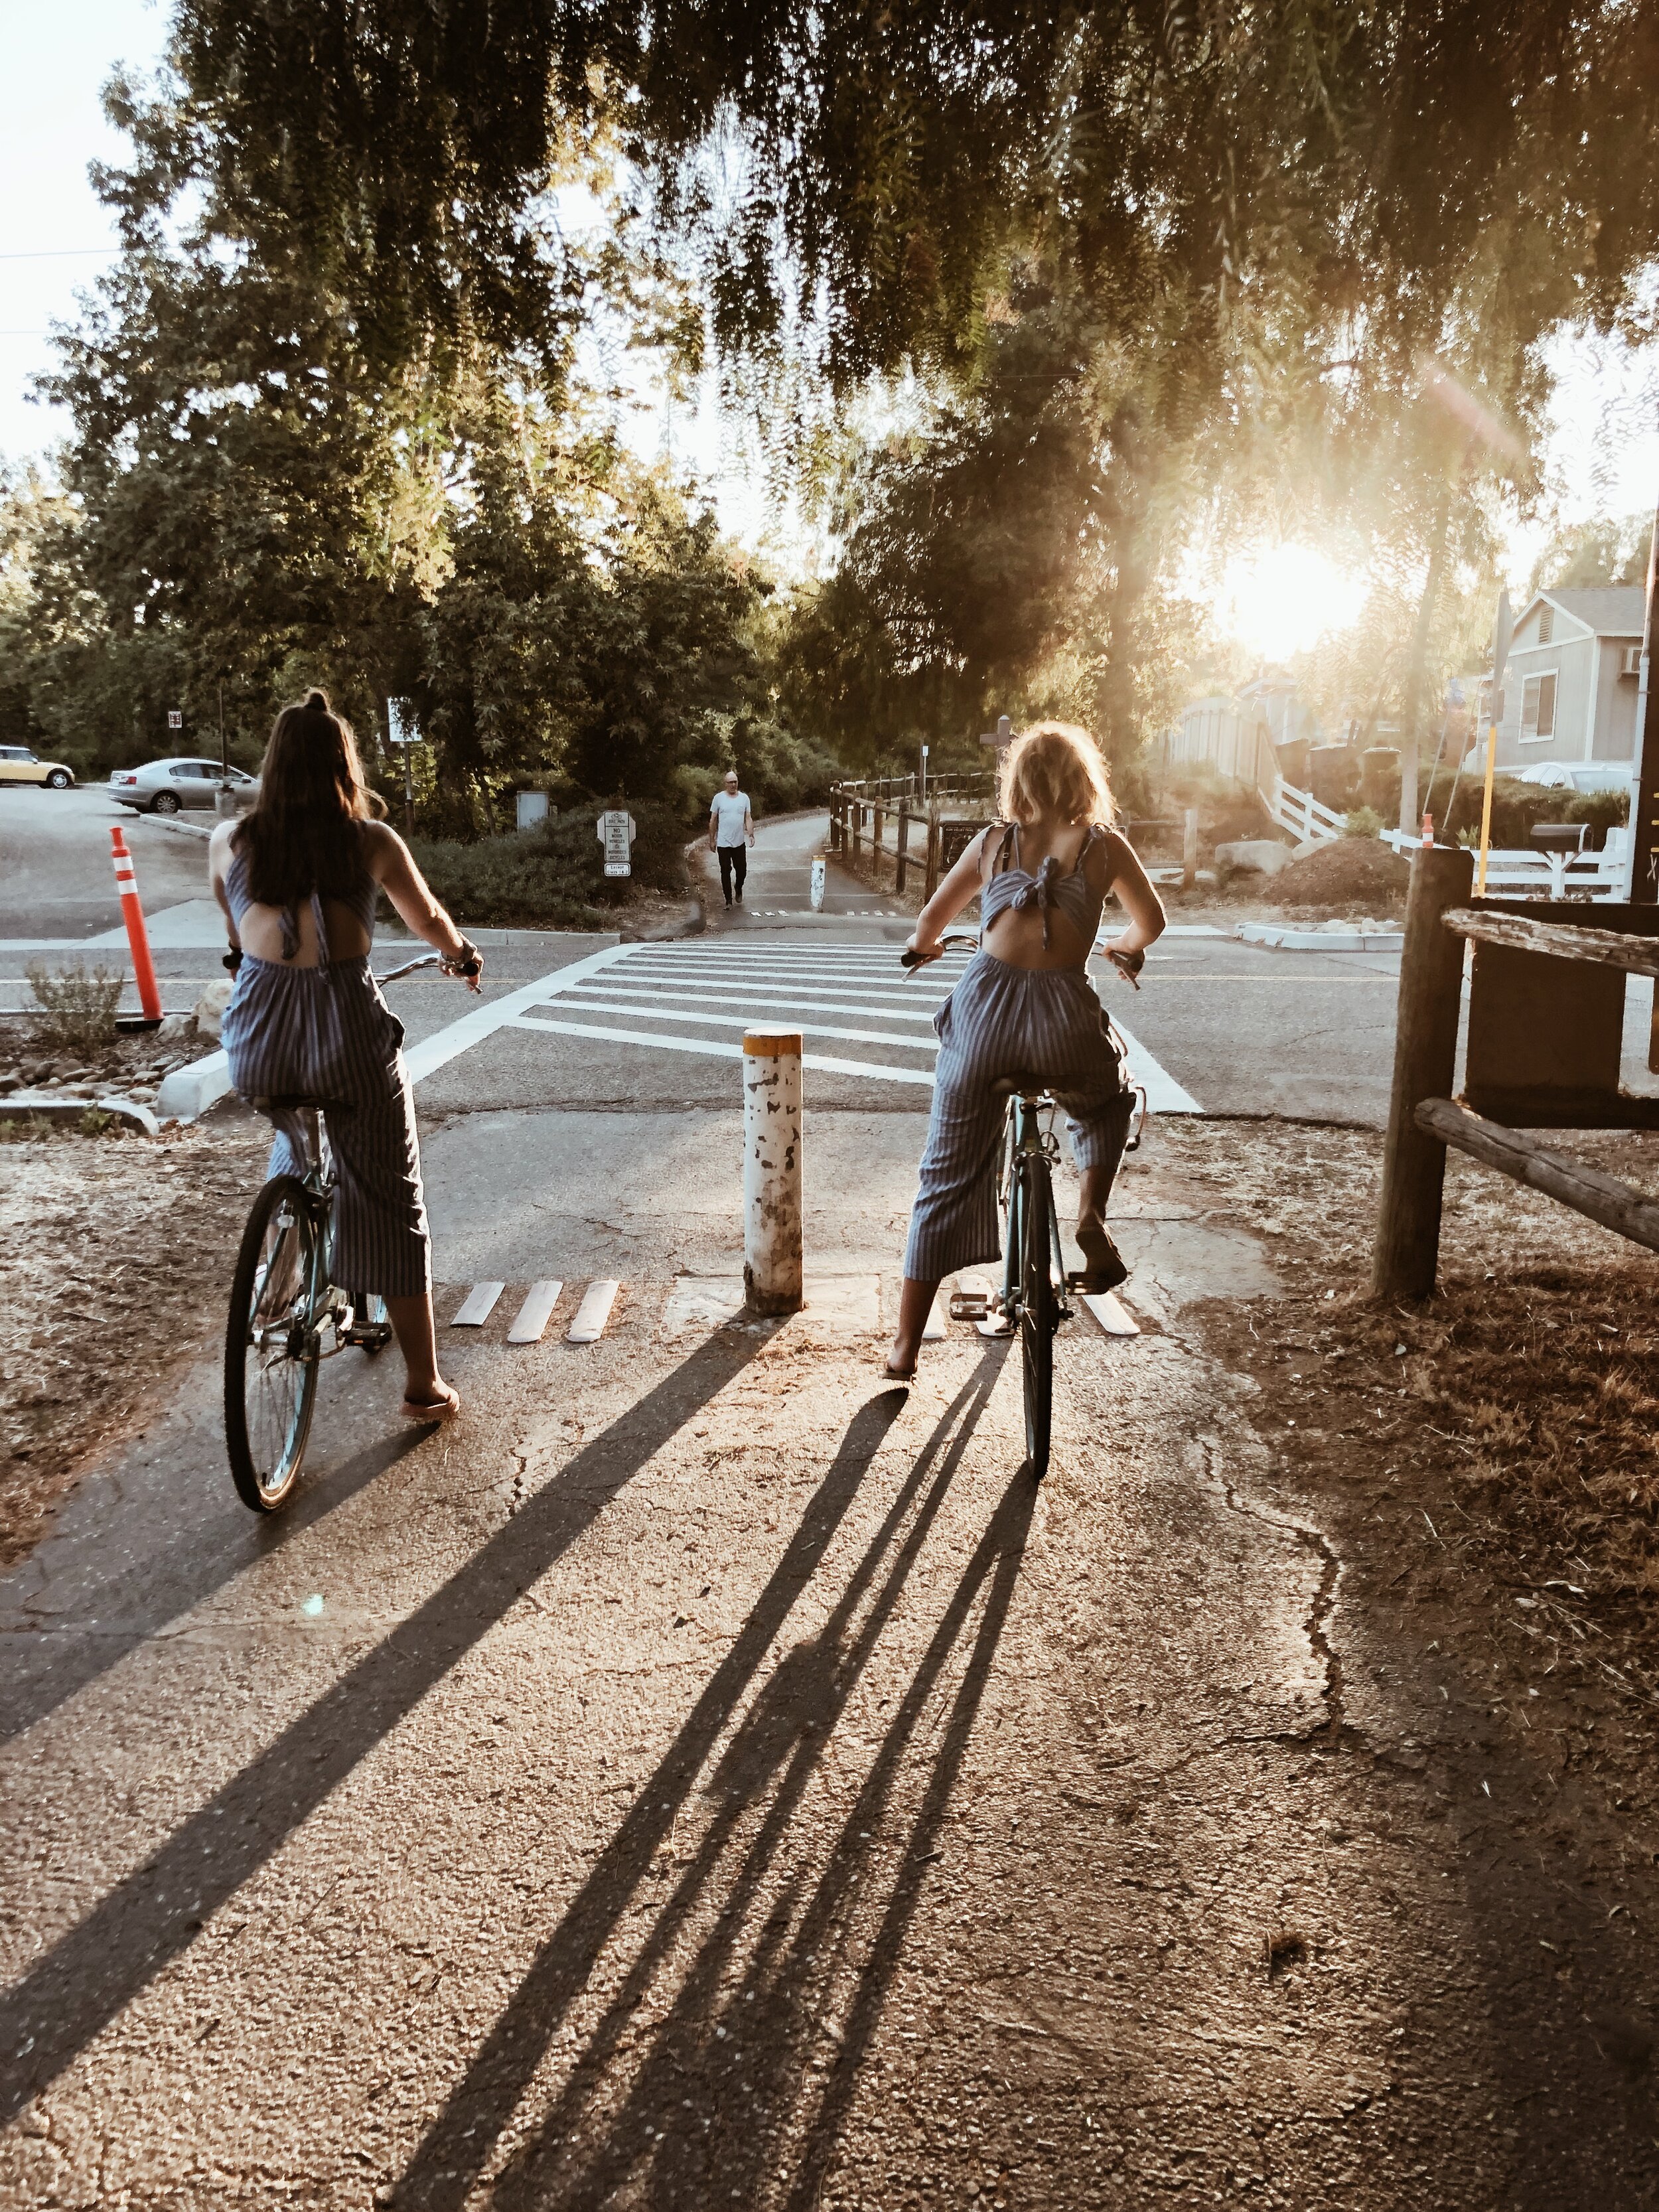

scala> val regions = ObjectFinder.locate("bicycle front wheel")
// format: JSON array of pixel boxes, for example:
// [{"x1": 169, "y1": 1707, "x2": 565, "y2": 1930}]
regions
[
  {"x1": 1017, "y1": 1153, "x2": 1058, "y2": 1479},
  {"x1": 225, "y1": 1175, "x2": 320, "y2": 1513}
]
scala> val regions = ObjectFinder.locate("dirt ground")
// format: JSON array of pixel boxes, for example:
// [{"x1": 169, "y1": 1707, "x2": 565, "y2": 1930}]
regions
[{"x1": 0, "y1": 1119, "x2": 267, "y2": 1568}]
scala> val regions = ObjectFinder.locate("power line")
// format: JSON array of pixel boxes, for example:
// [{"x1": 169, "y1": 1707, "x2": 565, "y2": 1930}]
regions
[{"x1": 0, "y1": 249, "x2": 111, "y2": 261}]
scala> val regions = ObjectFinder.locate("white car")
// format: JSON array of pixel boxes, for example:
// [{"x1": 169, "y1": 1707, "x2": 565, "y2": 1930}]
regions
[
  {"x1": 1511, "y1": 761, "x2": 1634, "y2": 795},
  {"x1": 108, "y1": 757, "x2": 258, "y2": 814}
]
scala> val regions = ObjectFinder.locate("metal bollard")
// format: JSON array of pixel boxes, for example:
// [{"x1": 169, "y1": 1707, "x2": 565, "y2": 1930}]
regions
[
  {"x1": 810, "y1": 855, "x2": 826, "y2": 911},
  {"x1": 743, "y1": 1029, "x2": 804, "y2": 1314}
]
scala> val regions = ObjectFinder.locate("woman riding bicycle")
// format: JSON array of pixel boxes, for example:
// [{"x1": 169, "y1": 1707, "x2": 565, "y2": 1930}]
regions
[
  {"x1": 887, "y1": 721, "x2": 1166, "y2": 1381},
  {"x1": 209, "y1": 690, "x2": 483, "y2": 1422}
]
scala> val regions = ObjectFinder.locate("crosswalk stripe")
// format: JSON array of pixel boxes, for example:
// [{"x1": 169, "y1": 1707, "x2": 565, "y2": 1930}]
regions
[
  {"x1": 451, "y1": 1281, "x2": 505, "y2": 1326},
  {"x1": 510, "y1": 1015, "x2": 938, "y2": 1085},
  {"x1": 508, "y1": 1280, "x2": 563, "y2": 1343},
  {"x1": 567, "y1": 1279, "x2": 620, "y2": 1343},
  {"x1": 526, "y1": 998, "x2": 940, "y2": 1054},
  {"x1": 550, "y1": 982, "x2": 946, "y2": 1024}
]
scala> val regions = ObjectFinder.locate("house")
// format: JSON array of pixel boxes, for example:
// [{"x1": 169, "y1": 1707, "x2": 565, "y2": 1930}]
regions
[
  {"x1": 1479, "y1": 586, "x2": 1645, "y2": 774},
  {"x1": 1166, "y1": 670, "x2": 1314, "y2": 782}
]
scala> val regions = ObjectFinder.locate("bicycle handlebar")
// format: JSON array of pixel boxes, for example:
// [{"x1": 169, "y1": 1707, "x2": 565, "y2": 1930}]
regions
[{"x1": 374, "y1": 952, "x2": 444, "y2": 985}]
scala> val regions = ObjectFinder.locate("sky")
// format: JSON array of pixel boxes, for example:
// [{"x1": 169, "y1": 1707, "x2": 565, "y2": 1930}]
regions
[{"x1": 5, "y1": 2, "x2": 1658, "y2": 658}]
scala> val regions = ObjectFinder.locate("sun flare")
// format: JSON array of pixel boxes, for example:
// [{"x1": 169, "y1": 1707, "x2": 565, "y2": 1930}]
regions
[{"x1": 1219, "y1": 544, "x2": 1368, "y2": 663}]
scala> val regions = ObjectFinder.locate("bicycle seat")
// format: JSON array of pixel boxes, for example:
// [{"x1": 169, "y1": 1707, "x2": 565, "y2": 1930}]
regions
[
  {"x1": 991, "y1": 1072, "x2": 1052, "y2": 1101},
  {"x1": 252, "y1": 1093, "x2": 345, "y2": 1113}
]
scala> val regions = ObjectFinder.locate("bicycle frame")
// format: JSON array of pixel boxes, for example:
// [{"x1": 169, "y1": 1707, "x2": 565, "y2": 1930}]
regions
[{"x1": 998, "y1": 1092, "x2": 1073, "y2": 1329}]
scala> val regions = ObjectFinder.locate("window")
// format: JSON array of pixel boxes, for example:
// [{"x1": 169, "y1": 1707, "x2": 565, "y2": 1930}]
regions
[
  {"x1": 1538, "y1": 604, "x2": 1554, "y2": 644},
  {"x1": 1521, "y1": 672, "x2": 1557, "y2": 740}
]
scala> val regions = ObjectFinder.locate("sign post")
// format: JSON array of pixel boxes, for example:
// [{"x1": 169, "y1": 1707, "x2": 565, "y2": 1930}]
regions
[
  {"x1": 387, "y1": 698, "x2": 418, "y2": 838},
  {"x1": 1475, "y1": 592, "x2": 1512, "y2": 896},
  {"x1": 167, "y1": 708, "x2": 182, "y2": 734},
  {"x1": 598, "y1": 809, "x2": 636, "y2": 878}
]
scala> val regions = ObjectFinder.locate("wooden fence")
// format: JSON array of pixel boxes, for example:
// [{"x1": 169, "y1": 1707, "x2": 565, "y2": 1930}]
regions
[
  {"x1": 1372, "y1": 843, "x2": 1659, "y2": 1297},
  {"x1": 829, "y1": 775, "x2": 997, "y2": 903}
]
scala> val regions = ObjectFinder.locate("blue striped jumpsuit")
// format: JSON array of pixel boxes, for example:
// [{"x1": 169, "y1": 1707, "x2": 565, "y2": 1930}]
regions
[
  {"x1": 220, "y1": 853, "x2": 431, "y2": 1297},
  {"x1": 904, "y1": 824, "x2": 1135, "y2": 1282}
]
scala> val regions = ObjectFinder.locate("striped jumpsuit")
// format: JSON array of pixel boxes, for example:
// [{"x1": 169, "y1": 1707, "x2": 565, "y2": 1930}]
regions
[
  {"x1": 904, "y1": 824, "x2": 1135, "y2": 1282},
  {"x1": 220, "y1": 853, "x2": 431, "y2": 1297}
]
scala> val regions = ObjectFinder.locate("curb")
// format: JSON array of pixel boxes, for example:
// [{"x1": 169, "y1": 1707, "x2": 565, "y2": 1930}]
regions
[
  {"x1": 1237, "y1": 921, "x2": 1404, "y2": 953},
  {"x1": 0, "y1": 1090, "x2": 161, "y2": 1136},
  {"x1": 155, "y1": 1048, "x2": 234, "y2": 1122},
  {"x1": 621, "y1": 900, "x2": 705, "y2": 943},
  {"x1": 149, "y1": 813, "x2": 214, "y2": 842}
]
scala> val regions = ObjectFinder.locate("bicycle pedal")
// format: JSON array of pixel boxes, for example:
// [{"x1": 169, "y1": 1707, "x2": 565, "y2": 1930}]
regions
[
  {"x1": 949, "y1": 1292, "x2": 991, "y2": 1321},
  {"x1": 974, "y1": 1315, "x2": 1016, "y2": 1339}
]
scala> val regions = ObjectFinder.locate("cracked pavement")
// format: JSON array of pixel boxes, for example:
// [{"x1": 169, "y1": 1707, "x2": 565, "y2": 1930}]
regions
[{"x1": 7, "y1": 1102, "x2": 1658, "y2": 2209}]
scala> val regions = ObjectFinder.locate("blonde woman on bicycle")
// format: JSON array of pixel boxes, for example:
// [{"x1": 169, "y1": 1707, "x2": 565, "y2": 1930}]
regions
[
  {"x1": 210, "y1": 690, "x2": 482, "y2": 1422},
  {"x1": 887, "y1": 722, "x2": 1166, "y2": 1380}
]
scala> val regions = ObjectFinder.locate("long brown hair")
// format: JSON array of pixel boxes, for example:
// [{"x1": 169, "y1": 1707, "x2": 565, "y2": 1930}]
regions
[{"x1": 235, "y1": 689, "x2": 382, "y2": 906}]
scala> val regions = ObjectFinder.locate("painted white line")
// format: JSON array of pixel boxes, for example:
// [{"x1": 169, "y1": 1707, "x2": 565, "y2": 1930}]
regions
[
  {"x1": 542, "y1": 997, "x2": 942, "y2": 1051},
  {"x1": 567, "y1": 1279, "x2": 620, "y2": 1343},
  {"x1": 402, "y1": 942, "x2": 635, "y2": 1085},
  {"x1": 509, "y1": 1015, "x2": 938, "y2": 1085},
  {"x1": 451, "y1": 1281, "x2": 506, "y2": 1327},
  {"x1": 1082, "y1": 1290, "x2": 1141, "y2": 1338},
  {"x1": 508, "y1": 1279, "x2": 563, "y2": 1343},
  {"x1": 1112, "y1": 1017, "x2": 1201, "y2": 1114},
  {"x1": 557, "y1": 980, "x2": 948, "y2": 1019}
]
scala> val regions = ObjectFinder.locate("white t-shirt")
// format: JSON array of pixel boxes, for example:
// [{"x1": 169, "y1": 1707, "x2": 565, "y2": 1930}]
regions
[{"x1": 710, "y1": 789, "x2": 750, "y2": 845}]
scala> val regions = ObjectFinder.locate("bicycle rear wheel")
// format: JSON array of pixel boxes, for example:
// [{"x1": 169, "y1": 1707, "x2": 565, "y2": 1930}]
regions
[
  {"x1": 1017, "y1": 1153, "x2": 1057, "y2": 1479},
  {"x1": 225, "y1": 1175, "x2": 320, "y2": 1512}
]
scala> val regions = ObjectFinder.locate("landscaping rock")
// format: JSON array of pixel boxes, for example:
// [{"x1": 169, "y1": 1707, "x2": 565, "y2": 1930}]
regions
[
  {"x1": 193, "y1": 979, "x2": 235, "y2": 1040},
  {"x1": 1215, "y1": 837, "x2": 1295, "y2": 876}
]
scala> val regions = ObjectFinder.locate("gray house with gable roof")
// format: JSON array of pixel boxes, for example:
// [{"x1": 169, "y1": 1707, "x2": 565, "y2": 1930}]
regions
[{"x1": 1481, "y1": 585, "x2": 1645, "y2": 774}]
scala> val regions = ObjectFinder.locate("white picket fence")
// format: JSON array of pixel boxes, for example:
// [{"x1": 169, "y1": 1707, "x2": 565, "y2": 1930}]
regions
[
  {"x1": 1379, "y1": 826, "x2": 1629, "y2": 901},
  {"x1": 1263, "y1": 774, "x2": 1344, "y2": 847}
]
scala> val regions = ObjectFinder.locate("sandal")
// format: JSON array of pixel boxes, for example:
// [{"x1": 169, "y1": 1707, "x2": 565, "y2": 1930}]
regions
[
  {"x1": 882, "y1": 1357, "x2": 917, "y2": 1385},
  {"x1": 401, "y1": 1384, "x2": 461, "y2": 1423},
  {"x1": 1071, "y1": 1226, "x2": 1129, "y2": 1295}
]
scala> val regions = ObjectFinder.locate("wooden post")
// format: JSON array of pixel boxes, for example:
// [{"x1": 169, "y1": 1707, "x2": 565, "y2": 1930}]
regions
[
  {"x1": 1182, "y1": 807, "x2": 1198, "y2": 890},
  {"x1": 852, "y1": 798, "x2": 862, "y2": 857},
  {"x1": 873, "y1": 801, "x2": 885, "y2": 883},
  {"x1": 896, "y1": 795, "x2": 910, "y2": 893},
  {"x1": 924, "y1": 800, "x2": 941, "y2": 904},
  {"x1": 829, "y1": 790, "x2": 841, "y2": 853},
  {"x1": 1372, "y1": 844, "x2": 1475, "y2": 1299}
]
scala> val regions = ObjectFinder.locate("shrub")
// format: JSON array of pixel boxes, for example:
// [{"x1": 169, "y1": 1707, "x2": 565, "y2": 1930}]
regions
[
  {"x1": 403, "y1": 799, "x2": 691, "y2": 928},
  {"x1": 25, "y1": 963, "x2": 122, "y2": 1057},
  {"x1": 1341, "y1": 805, "x2": 1383, "y2": 840}
]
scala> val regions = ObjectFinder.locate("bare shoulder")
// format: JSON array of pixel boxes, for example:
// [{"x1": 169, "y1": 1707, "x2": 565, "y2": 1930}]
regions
[
  {"x1": 358, "y1": 819, "x2": 405, "y2": 876},
  {"x1": 208, "y1": 817, "x2": 240, "y2": 864},
  {"x1": 1091, "y1": 824, "x2": 1135, "y2": 884}
]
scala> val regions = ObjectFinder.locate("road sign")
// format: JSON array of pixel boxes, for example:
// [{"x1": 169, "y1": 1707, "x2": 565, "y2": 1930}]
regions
[
  {"x1": 598, "y1": 809, "x2": 636, "y2": 877},
  {"x1": 167, "y1": 709, "x2": 182, "y2": 730},
  {"x1": 388, "y1": 698, "x2": 418, "y2": 746},
  {"x1": 979, "y1": 715, "x2": 1013, "y2": 749}
]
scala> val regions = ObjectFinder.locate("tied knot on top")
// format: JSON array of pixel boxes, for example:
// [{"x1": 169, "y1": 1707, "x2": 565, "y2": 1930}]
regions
[{"x1": 1011, "y1": 853, "x2": 1062, "y2": 947}]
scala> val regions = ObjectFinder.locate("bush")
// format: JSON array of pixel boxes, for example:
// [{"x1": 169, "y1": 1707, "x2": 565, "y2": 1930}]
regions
[
  {"x1": 26, "y1": 962, "x2": 122, "y2": 1057},
  {"x1": 1424, "y1": 770, "x2": 1629, "y2": 853},
  {"x1": 404, "y1": 800, "x2": 691, "y2": 928},
  {"x1": 1341, "y1": 806, "x2": 1384, "y2": 840}
]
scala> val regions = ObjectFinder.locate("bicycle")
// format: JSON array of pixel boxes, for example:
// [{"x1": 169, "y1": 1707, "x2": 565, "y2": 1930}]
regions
[
  {"x1": 902, "y1": 929, "x2": 1145, "y2": 1481},
  {"x1": 223, "y1": 950, "x2": 449, "y2": 1513}
]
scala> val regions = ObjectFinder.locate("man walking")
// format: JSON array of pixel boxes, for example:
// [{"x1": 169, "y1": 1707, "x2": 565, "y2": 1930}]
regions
[{"x1": 709, "y1": 770, "x2": 755, "y2": 907}]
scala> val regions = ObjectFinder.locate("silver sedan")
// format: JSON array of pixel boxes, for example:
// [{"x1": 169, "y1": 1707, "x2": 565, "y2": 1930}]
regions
[{"x1": 108, "y1": 758, "x2": 258, "y2": 814}]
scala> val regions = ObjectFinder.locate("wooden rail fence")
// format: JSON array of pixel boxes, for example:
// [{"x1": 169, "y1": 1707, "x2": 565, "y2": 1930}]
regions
[{"x1": 1372, "y1": 843, "x2": 1659, "y2": 1297}]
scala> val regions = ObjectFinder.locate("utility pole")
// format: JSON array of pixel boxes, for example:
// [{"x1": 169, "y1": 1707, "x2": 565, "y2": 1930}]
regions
[{"x1": 1628, "y1": 496, "x2": 1659, "y2": 908}]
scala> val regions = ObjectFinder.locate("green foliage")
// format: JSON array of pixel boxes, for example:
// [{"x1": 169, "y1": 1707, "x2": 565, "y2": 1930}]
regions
[
  {"x1": 25, "y1": 964, "x2": 123, "y2": 1057},
  {"x1": 405, "y1": 802, "x2": 689, "y2": 927},
  {"x1": 1342, "y1": 806, "x2": 1384, "y2": 840},
  {"x1": 1528, "y1": 514, "x2": 1653, "y2": 597},
  {"x1": 1434, "y1": 773, "x2": 1628, "y2": 853}
]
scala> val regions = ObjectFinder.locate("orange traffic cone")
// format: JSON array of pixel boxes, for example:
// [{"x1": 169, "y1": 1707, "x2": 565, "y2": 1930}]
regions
[{"x1": 110, "y1": 825, "x2": 163, "y2": 1031}]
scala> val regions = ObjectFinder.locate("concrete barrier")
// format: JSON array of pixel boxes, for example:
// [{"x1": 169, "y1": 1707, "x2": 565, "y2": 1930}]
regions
[{"x1": 155, "y1": 1049, "x2": 234, "y2": 1122}]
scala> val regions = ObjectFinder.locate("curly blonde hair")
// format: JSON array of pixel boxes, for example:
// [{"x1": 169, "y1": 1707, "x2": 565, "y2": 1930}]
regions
[{"x1": 997, "y1": 721, "x2": 1116, "y2": 828}]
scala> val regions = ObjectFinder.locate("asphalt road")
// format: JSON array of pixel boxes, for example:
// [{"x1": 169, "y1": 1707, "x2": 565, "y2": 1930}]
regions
[{"x1": 0, "y1": 784, "x2": 211, "y2": 939}]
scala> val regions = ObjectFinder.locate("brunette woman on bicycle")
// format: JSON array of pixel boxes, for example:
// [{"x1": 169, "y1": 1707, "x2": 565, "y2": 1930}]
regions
[
  {"x1": 209, "y1": 690, "x2": 482, "y2": 1422},
  {"x1": 887, "y1": 722, "x2": 1166, "y2": 1380}
]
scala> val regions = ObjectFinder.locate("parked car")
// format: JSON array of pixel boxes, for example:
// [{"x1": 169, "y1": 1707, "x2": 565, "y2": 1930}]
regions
[
  {"x1": 1512, "y1": 761, "x2": 1635, "y2": 795},
  {"x1": 108, "y1": 758, "x2": 258, "y2": 814},
  {"x1": 0, "y1": 744, "x2": 74, "y2": 788}
]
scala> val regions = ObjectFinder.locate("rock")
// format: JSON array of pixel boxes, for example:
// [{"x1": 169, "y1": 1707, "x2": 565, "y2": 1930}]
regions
[
  {"x1": 0, "y1": 1072, "x2": 19, "y2": 1094},
  {"x1": 194, "y1": 979, "x2": 235, "y2": 1040},
  {"x1": 158, "y1": 1011, "x2": 194, "y2": 1043},
  {"x1": 1215, "y1": 838, "x2": 1295, "y2": 876}
]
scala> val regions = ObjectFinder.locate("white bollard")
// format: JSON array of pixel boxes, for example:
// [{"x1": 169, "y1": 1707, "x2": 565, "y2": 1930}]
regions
[
  {"x1": 810, "y1": 855, "x2": 826, "y2": 911},
  {"x1": 743, "y1": 1029, "x2": 804, "y2": 1314}
]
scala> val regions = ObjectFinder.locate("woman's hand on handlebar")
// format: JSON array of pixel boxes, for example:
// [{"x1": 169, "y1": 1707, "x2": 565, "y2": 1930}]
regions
[
  {"x1": 440, "y1": 936, "x2": 484, "y2": 992},
  {"x1": 1104, "y1": 941, "x2": 1145, "y2": 988}
]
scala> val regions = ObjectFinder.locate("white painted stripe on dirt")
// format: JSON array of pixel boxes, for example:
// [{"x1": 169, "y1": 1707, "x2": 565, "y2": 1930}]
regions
[
  {"x1": 1113, "y1": 1019, "x2": 1201, "y2": 1114},
  {"x1": 451, "y1": 1281, "x2": 505, "y2": 1327},
  {"x1": 508, "y1": 1280, "x2": 563, "y2": 1343},
  {"x1": 566, "y1": 1279, "x2": 620, "y2": 1343},
  {"x1": 1081, "y1": 1290, "x2": 1141, "y2": 1337},
  {"x1": 922, "y1": 1291, "x2": 948, "y2": 1341},
  {"x1": 402, "y1": 942, "x2": 636, "y2": 1086},
  {"x1": 508, "y1": 1014, "x2": 938, "y2": 1085}
]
